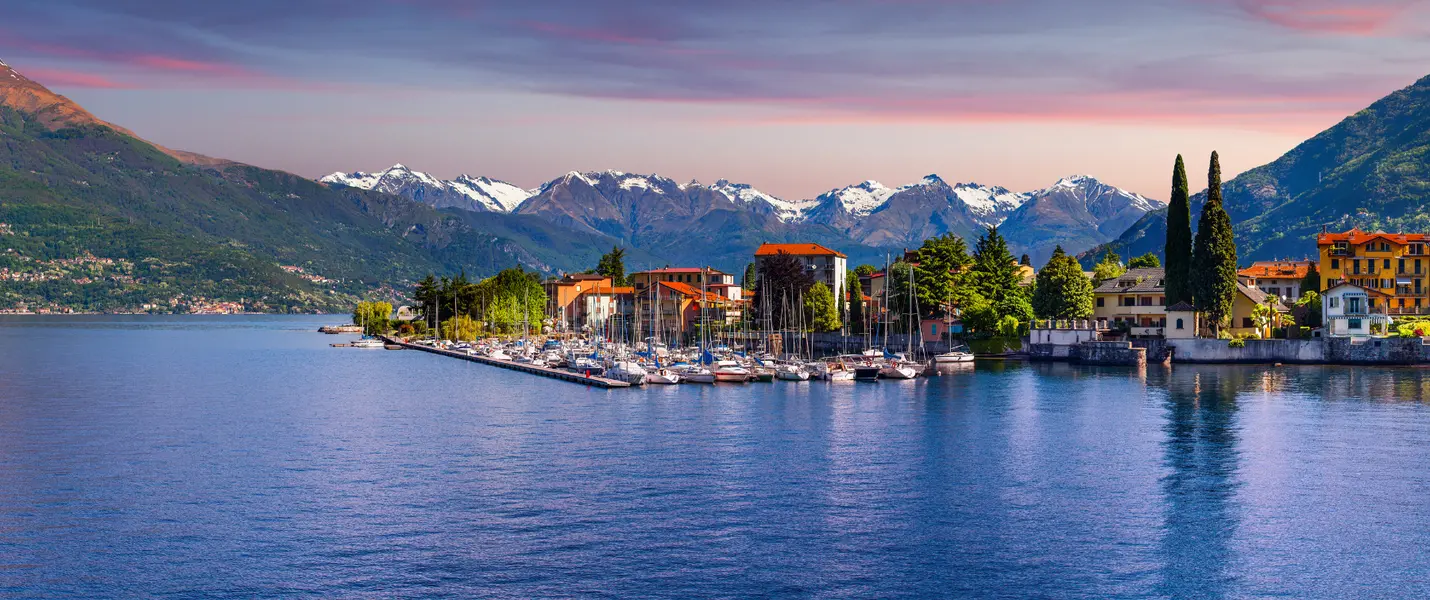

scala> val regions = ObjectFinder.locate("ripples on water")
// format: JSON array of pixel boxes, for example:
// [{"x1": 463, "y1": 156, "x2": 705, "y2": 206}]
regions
[{"x1": 2, "y1": 316, "x2": 1430, "y2": 598}]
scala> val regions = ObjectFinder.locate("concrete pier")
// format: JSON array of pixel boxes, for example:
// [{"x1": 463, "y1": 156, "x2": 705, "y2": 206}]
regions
[{"x1": 387, "y1": 338, "x2": 633, "y2": 388}]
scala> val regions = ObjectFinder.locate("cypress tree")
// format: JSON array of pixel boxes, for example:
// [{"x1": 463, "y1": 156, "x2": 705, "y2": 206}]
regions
[
  {"x1": 1191, "y1": 151, "x2": 1238, "y2": 334},
  {"x1": 1164, "y1": 155, "x2": 1193, "y2": 305}
]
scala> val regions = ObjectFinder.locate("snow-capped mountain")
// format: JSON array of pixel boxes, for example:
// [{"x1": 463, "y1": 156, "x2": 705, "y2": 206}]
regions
[
  {"x1": 1001, "y1": 175, "x2": 1166, "y2": 264},
  {"x1": 315, "y1": 165, "x2": 1157, "y2": 267},
  {"x1": 705, "y1": 178, "x2": 818, "y2": 222},
  {"x1": 321, "y1": 164, "x2": 532, "y2": 213}
]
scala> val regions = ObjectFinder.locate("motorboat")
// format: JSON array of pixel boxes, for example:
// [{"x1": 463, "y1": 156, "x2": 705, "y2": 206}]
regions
[
  {"x1": 605, "y1": 361, "x2": 649, "y2": 386},
  {"x1": 880, "y1": 362, "x2": 920, "y2": 380},
  {"x1": 827, "y1": 362, "x2": 855, "y2": 382},
  {"x1": 853, "y1": 362, "x2": 883, "y2": 381},
  {"x1": 752, "y1": 366, "x2": 776, "y2": 383},
  {"x1": 713, "y1": 360, "x2": 751, "y2": 383},
  {"x1": 775, "y1": 363, "x2": 810, "y2": 381},
  {"x1": 571, "y1": 356, "x2": 603, "y2": 374},
  {"x1": 486, "y1": 348, "x2": 512, "y2": 361},
  {"x1": 349, "y1": 337, "x2": 385, "y2": 349},
  {"x1": 645, "y1": 368, "x2": 681, "y2": 385},
  {"x1": 682, "y1": 367, "x2": 717, "y2": 384}
]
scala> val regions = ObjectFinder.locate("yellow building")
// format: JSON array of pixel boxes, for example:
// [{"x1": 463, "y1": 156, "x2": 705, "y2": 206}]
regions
[
  {"x1": 1092, "y1": 267, "x2": 1167, "y2": 336},
  {"x1": 1318, "y1": 229, "x2": 1430, "y2": 315},
  {"x1": 1227, "y1": 283, "x2": 1290, "y2": 338}
]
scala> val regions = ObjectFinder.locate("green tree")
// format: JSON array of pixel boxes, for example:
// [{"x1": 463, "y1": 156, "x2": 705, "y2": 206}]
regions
[
  {"x1": 804, "y1": 281, "x2": 841, "y2": 332},
  {"x1": 1020, "y1": 254, "x2": 1032, "y2": 267},
  {"x1": 594, "y1": 246, "x2": 627, "y2": 286},
  {"x1": 1032, "y1": 246, "x2": 1095, "y2": 319},
  {"x1": 913, "y1": 233, "x2": 973, "y2": 318},
  {"x1": 743, "y1": 262, "x2": 757, "y2": 290},
  {"x1": 1128, "y1": 252, "x2": 1161, "y2": 269},
  {"x1": 1164, "y1": 154, "x2": 1194, "y2": 305},
  {"x1": 441, "y1": 315, "x2": 479, "y2": 341},
  {"x1": 960, "y1": 291, "x2": 997, "y2": 336},
  {"x1": 1093, "y1": 252, "x2": 1125, "y2": 282},
  {"x1": 970, "y1": 226, "x2": 1023, "y2": 307},
  {"x1": 1191, "y1": 151, "x2": 1239, "y2": 333},
  {"x1": 846, "y1": 270, "x2": 866, "y2": 334},
  {"x1": 854, "y1": 264, "x2": 878, "y2": 277},
  {"x1": 352, "y1": 301, "x2": 393, "y2": 335},
  {"x1": 1300, "y1": 263, "x2": 1321, "y2": 295},
  {"x1": 1294, "y1": 291, "x2": 1323, "y2": 328}
]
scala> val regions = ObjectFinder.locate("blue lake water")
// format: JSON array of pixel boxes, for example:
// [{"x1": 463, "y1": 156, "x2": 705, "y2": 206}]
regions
[{"x1": 3, "y1": 316, "x2": 1430, "y2": 598}]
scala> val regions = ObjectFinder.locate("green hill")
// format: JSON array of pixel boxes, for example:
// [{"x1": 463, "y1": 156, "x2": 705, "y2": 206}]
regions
[
  {"x1": 1085, "y1": 73, "x2": 1430, "y2": 266},
  {"x1": 0, "y1": 106, "x2": 614, "y2": 313}
]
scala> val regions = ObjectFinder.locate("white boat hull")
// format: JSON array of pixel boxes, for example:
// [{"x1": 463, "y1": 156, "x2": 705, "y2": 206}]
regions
[{"x1": 880, "y1": 365, "x2": 919, "y2": 379}]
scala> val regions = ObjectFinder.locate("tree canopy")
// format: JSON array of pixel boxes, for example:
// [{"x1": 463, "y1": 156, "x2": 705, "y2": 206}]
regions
[
  {"x1": 804, "y1": 281, "x2": 841, "y2": 332},
  {"x1": 754, "y1": 253, "x2": 816, "y2": 331},
  {"x1": 846, "y1": 270, "x2": 866, "y2": 334},
  {"x1": 595, "y1": 246, "x2": 627, "y2": 286},
  {"x1": 969, "y1": 226, "x2": 1024, "y2": 308},
  {"x1": 913, "y1": 233, "x2": 973, "y2": 318},
  {"x1": 1032, "y1": 246, "x2": 1095, "y2": 320},
  {"x1": 352, "y1": 301, "x2": 393, "y2": 335},
  {"x1": 1093, "y1": 252, "x2": 1125, "y2": 282},
  {"x1": 1128, "y1": 253, "x2": 1161, "y2": 269}
]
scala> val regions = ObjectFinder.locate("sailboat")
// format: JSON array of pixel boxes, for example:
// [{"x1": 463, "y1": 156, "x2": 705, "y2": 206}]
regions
[
  {"x1": 350, "y1": 308, "x2": 385, "y2": 348},
  {"x1": 879, "y1": 264, "x2": 919, "y2": 379}
]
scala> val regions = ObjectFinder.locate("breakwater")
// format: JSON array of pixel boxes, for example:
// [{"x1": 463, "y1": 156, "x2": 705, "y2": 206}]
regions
[{"x1": 386, "y1": 338, "x2": 633, "y2": 388}]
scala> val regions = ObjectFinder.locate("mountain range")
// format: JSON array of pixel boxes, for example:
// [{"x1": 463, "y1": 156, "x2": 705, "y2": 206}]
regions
[{"x1": 322, "y1": 165, "x2": 1163, "y2": 266}]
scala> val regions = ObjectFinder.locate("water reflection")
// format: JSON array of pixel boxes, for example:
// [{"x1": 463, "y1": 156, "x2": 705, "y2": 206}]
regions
[{"x1": 1156, "y1": 367, "x2": 1245, "y2": 598}]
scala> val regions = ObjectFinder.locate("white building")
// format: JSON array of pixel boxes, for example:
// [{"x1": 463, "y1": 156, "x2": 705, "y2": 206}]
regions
[
  {"x1": 1322, "y1": 282, "x2": 1391, "y2": 337},
  {"x1": 753, "y1": 242, "x2": 848, "y2": 304}
]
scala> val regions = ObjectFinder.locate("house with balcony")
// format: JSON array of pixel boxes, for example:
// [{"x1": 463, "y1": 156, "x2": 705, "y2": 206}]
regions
[
  {"x1": 1093, "y1": 268, "x2": 1167, "y2": 337},
  {"x1": 544, "y1": 274, "x2": 615, "y2": 332},
  {"x1": 1237, "y1": 260, "x2": 1313, "y2": 302},
  {"x1": 1319, "y1": 229, "x2": 1430, "y2": 316},
  {"x1": 1322, "y1": 282, "x2": 1391, "y2": 337},
  {"x1": 753, "y1": 243, "x2": 848, "y2": 306}
]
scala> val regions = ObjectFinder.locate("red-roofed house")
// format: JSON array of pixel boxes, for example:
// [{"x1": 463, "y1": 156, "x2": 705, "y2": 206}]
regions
[
  {"x1": 753, "y1": 242, "x2": 848, "y2": 304},
  {"x1": 1236, "y1": 260, "x2": 1314, "y2": 301},
  {"x1": 1318, "y1": 228, "x2": 1430, "y2": 315}
]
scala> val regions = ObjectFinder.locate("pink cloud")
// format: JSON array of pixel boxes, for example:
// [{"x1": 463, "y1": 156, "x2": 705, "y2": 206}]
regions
[
  {"x1": 20, "y1": 68, "x2": 138, "y2": 89},
  {"x1": 1234, "y1": 0, "x2": 1415, "y2": 35}
]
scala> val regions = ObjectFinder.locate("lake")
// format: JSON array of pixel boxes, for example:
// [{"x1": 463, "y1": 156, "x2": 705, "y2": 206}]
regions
[{"x1": 2, "y1": 316, "x2": 1430, "y2": 598}]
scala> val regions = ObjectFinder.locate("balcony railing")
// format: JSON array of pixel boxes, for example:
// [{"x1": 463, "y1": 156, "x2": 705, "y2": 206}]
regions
[{"x1": 1386, "y1": 307, "x2": 1430, "y2": 316}]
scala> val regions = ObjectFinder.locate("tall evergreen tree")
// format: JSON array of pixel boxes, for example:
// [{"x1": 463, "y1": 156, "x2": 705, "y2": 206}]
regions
[
  {"x1": 1032, "y1": 246, "x2": 1095, "y2": 320},
  {"x1": 1299, "y1": 263, "x2": 1321, "y2": 296},
  {"x1": 595, "y1": 245, "x2": 627, "y2": 286},
  {"x1": 743, "y1": 262, "x2": 757, "y2": 290},
  {"x1": 970, "y1": 226, "x2": 1023, "y2": 306},
  {"x1": 1191, "y1": 151, "x2": 1239, "y2": 333},
  {"x1": 804, "y1": 281, "x2": 841, "y2": 332},
  {"x1": 1164, "y1": 155, "x2": 1194, "y2": 305}
]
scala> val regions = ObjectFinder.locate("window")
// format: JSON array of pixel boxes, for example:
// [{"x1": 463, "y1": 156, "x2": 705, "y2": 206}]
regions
[
  {"x1": 1096, "y1": 297, "x2": 1104, "y2": 307},
  {"x1": 1160, "y1": 296, "x2": 1166, "y2": 305},
  {"x1": 1329, "y1": 297, "x2": 1339, "y2": 309},
  {"x1": 1268, "y1": 287, "x2": 1280, "y2": 297},
  {"x1": 1349, "y1": 318, "x2": 1363, "y2": 330},
  {"x1": 1140, "y1": 297, "x2": 1152, "y2": 306},
  {"x1": 1176, "y1": 318, "x2": 1184, "y2": 330},
  {"x1": 1400, "y1": 259, "x2": 1407, "y2": 273},
  {"x1": 1331, "y1": 258, "x2": 1340, "y2": 270},
  {"x1": 1369, "y1": 298, "x2": 1377, "y2": 309},
  {"x1": 1353, "y1": 260, "x2": 1361, "y2": 274},
  {"x1": 1242, "y1": 317, "x2": 1254, "y2": 328},
  {"x1": 1385, "y1": 259, "x2": 1392, "y2": 270}
]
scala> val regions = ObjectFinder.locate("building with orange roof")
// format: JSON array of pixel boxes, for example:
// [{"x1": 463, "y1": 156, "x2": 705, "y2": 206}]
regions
[
  {"x1": 1237, "y1": 259, "x2": 1314, "y2": 301},
  {"x1": 753, "y1": 242, "x2": 848, "y2": 306},
  {"x1": 1318, "y1": 228, "x2": 1430, "y2": 315}
]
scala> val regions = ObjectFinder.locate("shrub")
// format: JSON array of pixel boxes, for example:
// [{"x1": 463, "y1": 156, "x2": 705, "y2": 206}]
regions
[{"x1": 1228, "y1": 337, "x2": 1246, "y2": 348}]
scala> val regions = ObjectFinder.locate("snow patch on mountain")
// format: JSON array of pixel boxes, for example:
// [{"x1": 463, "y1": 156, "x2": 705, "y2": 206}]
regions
[
  {"x1": 709, "y1": 179, "x2": 818, "y2": 222},
  {"x1": 830, "y1": 180, "x2": 898, "y2": 217},
  {"x1": 951, "y1": 183, "x2": 1030, "y2": 226},
  {"x1": 1037, "y1": 175, "x2": 1164, "y2": 212},
  {"x1": 320, "y1": 164, "x2": 533, "y2": 213}
]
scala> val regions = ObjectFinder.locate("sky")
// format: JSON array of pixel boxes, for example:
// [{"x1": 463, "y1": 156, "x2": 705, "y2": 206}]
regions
[{"x1": 2, "y1": 0, "x2": 1430, "y2": 200}]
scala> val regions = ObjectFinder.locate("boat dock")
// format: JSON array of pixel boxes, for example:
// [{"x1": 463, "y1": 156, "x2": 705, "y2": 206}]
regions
[{"x1": 384, "y1": 338, "x2": 633, "y2": 388}]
